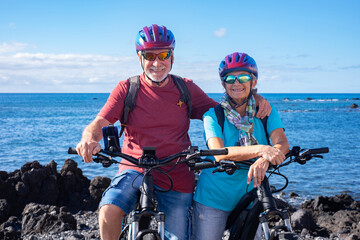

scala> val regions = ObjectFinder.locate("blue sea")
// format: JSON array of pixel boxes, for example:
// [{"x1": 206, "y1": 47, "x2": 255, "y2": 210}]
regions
[{"x1": 1, "y1": 93, "x2": 359, "y2": 204}]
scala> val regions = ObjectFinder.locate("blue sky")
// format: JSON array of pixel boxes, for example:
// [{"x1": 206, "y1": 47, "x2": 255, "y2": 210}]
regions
[{"x1": 1, "y1": 0, "x2": 359, "y2": 93}]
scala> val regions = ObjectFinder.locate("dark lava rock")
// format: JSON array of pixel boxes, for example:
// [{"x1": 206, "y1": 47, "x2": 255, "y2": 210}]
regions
[
  {"x1": 89, "y1": 176, "x2": 111, "y2": 203},
  {"x1": 21, "y1": 203, "x2": 76, "y2": 237},
  {"x1": 301, "y1": 194, "x2": 360, "y2": 239},
  {"x1": 0, "y1": 159, "x2": 110, "y2": 239},
  {"x1": 21, "y1": 210, "x2": 100, "y2": 240},
  {"x1": 289, "y1": 192, "x2": 299, "y2": 198},
  {"x1": 291, "y1": 209, "x2": 318, "y2": 231},
  {"x1": 0, "y1": 159, "x2": 110, "y2": 223},
  {"x1": 0, "y1": 216, "x2": 21, "y2": 240},
  {"x1": 1, "y1": 160, "x2": 360, "y2": 239},
  {"x1": 350, "y1": 103, "x2": 359, "y2": 108},
  {"x1": 302, "y1": 194, "x2": 354, "y2": 213},
  {"x1": 0, "y1": 199, "x2": 10, "y2": 223}
]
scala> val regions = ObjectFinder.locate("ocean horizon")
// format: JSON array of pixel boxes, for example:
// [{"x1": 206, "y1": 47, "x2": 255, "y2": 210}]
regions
[{"x1": 1, "y1": 92, "x2": 359, "y2": 205}]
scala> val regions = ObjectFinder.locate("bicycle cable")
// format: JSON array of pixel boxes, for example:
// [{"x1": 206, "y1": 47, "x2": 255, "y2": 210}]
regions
[
  {"x1": 139, "y1": 169, "x2": 158, "y2": 208},
  {"x1": 152, "y1": 167, "x2": 174, "y2": 193}
]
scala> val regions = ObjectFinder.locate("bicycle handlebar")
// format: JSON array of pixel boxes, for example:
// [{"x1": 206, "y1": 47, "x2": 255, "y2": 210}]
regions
[
  {"x1": 68, "y1": 146, "x2": 229, "y2": 168},
  {"x1": 199, "y1": 149, "x2": 229, "y2": 156},
  {"x1": 68, "y1": 147, "x2": 78, "y2": 155},
  {"x1": 68, "y1": 146, "x2": 329, "y2": 175},
  {"x1": 190, "y1": 146, "x2": 329, "y2": 173},
  {"x1": 306, "y1": 147, "x2": 329, "y2": 155}
]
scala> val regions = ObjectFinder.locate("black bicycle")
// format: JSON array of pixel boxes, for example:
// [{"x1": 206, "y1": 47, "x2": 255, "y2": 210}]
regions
[
  {"x1": 68, "y1": 124, "x2": 229, "y2": 240},
  {"x1": 191, "y1": 146, "x2": 329, "y2": 240}
]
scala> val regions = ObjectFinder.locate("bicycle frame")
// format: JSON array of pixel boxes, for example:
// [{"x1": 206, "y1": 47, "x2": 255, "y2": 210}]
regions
[
  {"x1": 225, "y1": 177, "x2": 293, "y2": 240},
  {"x1": 222, "y1": 146, "x2": 329, "y2": 240},
  {"x1": 120, "y1": 148, "x2": 165, "y2": 240},
  {"x1": 70, "y1": 124, "x2": 328, "y2": 240},
  {"x1": 67, "y1": 147, "x2": 228, "y2": 240}
]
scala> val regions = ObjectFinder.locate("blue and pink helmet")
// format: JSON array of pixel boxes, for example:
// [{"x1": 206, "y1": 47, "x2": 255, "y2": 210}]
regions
[
  {"x1": 135, "y1": 24, "x2": 175, "y2": 52},
  {"x1": 219, "y1": 52, "x2": 258, "y2": 80}
]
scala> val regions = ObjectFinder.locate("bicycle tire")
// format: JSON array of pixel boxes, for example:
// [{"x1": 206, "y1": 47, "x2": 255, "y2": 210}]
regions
[
  {"x1": 135, "y1": 229, "x2": 161, "y2": 240},
  {"x1": 272, "y1": 232, "x2": 302, "y2": 240},
  {"x1": 119, "y1": 224, "x2": 160, "y2": 240},
  {"x1": 119, "y1": 215, "x2": 161, "y2": 240}
]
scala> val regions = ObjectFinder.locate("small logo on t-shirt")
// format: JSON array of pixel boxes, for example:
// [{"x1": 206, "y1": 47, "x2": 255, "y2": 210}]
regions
[{"x1": 177, "y1": 99, "x2": 184, "y2": 107}]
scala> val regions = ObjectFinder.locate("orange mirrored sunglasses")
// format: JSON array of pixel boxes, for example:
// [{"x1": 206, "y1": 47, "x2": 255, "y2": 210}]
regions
[{"x1": 141, "y1": 50, "x2": 172, "y2": 61}]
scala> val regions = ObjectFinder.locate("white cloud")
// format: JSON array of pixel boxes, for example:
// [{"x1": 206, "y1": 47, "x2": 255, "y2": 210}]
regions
[
  {"x1": 89, "y1": 77, "x2": 100, "y2": 83},
  {"x1": 214, "y1": 28, "x2": 227, "y2": 38},
  {"x1": 0, "y1": 42, "x2": 28, "y2": 53},
  {"x1": 0, "y1": 42, "x2": 141, "y2": 92},
  {"x1": 1, "y1": 41, "x2": 351, "y2": 93}
]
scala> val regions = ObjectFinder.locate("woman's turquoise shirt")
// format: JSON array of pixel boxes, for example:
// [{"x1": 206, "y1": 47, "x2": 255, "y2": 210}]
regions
[{"x1": 194, "y1": 104, "x2": 284, "y2": 211}]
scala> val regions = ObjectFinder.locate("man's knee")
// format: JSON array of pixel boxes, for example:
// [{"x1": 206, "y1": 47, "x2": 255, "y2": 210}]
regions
[{"x1": 99, "y1": 204, "x2": 125, "y2": 224}]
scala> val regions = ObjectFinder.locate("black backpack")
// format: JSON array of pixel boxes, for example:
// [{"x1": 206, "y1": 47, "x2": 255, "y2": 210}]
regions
[
  {"x1": 214, "y1": 104, "x2": 270, "y2": 145},
  {"x1": 119, "y1": 74, "x2": 192, "y2": 137}
]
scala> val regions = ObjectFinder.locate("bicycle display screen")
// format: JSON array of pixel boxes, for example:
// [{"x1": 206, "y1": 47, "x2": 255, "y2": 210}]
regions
[{"x1": 102, "y1": 125, "x2": 121, "y2": 152}]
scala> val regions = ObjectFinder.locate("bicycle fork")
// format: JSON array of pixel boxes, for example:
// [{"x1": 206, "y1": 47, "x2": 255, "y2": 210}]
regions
[
  {"x1": 127, "y1": 211, "x2": 165, "y2": 240},
  {"x1": 257, "y1": 177, "x2": 293, "y2": 240},
  {"x1": 127, "y1": 170, "x2": 166, "y2": 240}
]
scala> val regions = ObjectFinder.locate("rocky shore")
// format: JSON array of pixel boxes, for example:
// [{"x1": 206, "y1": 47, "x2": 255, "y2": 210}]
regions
[{"x1": 0, "y1": 159, "x2": 359, "y2": 239}]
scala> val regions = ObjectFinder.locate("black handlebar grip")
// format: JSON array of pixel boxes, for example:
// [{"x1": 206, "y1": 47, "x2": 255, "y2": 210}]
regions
[
  {"x1": 68, "y1": 147, "x2": 78, "y2": 154},
  {"x1": 200, "y1": 148, "x2": 228, "y2": 156},
  {"x1": 307, "y1": 147, "x2": 329, "y2": 155},
  {"x1": 191, "y1": 162, "x2": 219, "y2": 170}
]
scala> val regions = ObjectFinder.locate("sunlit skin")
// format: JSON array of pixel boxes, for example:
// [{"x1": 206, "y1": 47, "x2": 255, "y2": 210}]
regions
[{"x1": 138, "y1": 48, "x2": 173, "y2": 87}]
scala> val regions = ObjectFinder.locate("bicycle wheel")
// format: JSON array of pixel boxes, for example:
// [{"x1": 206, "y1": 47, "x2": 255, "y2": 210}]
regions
[
  {"x1": 119, "y1": 223, "x2": 160, "y2": 240},
  {"x1": 272, "y1": 232, "x2": 302, "y2": 240}
]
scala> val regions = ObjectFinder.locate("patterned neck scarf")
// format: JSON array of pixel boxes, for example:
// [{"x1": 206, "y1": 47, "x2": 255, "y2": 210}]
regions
[{"x1": 220, "y1": 93, "x2": 258, "y2": 146}]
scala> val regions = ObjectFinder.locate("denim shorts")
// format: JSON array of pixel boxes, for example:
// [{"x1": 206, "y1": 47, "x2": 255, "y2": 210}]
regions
[
  {"x1": 191, "y1": 201, "x2": 263, "y2": 240},
  {"x1": 99, "y1": 170, "x2": 193, "y2": 240},
  {"x1": 191, "y1": 201, "x2": 231, "y2": 240},
  {"x1": 99, "y1": 169, "x2": 143, "y2": 214}
]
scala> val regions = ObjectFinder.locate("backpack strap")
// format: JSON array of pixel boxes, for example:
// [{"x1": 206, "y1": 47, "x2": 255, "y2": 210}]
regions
[
  {"x1": 120, "y1": 75, "x2": 140, "y2": 137},
  {"x1": 256, "y1": 106, "x2": 270, "y2": 145},
  {"x1": 214, "y1": 104, "x2": 225, "y2": 132},
  {"x1": 214, "y1": 104, "x2": 270, "y2": 145},
  {"x1": 171, "y1": 74, "x2": 192, "y2": 117}
]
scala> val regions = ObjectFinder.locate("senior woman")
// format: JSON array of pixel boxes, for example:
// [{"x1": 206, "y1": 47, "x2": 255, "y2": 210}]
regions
[{"x1": 192, "y1": 52, "x2": 289, "y2": 240}]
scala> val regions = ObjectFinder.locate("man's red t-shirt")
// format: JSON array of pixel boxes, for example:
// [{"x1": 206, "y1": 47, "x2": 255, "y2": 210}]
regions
[{"x1": 98, "y1": 73, "x2": 217, "y2": 193}]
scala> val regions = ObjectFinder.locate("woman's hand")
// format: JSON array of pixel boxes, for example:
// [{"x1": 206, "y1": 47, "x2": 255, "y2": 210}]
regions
[
  {"x1": 259, "y1": 145, "x2": 286, "y2": 165},
  {"x1": 247, "y1": 157, "x2": 269, "y2": 187}
]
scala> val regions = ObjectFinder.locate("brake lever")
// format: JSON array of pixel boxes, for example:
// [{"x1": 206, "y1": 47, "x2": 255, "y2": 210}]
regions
[
  {"x1": 212, "y1": 168, "x2": 225, "y2": 174},
  {"x1": 93, "y1": 152, "x2": 116, "y2": 168},
  {"x1": 184, "y1": 153, "x2": 201, "y2": 167},
  {"x1": 297, "y1": 159, "x2": 307, "y2": 165},
  {"x1": 212, "y1": 161, "x2": 237, "y2": 175},
  {"x1": 101, "y1": 159, "x2": 113, "y2": 168},
  {"x1": 298, "y1": 153, "x2": 323, "y2": 164}
]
